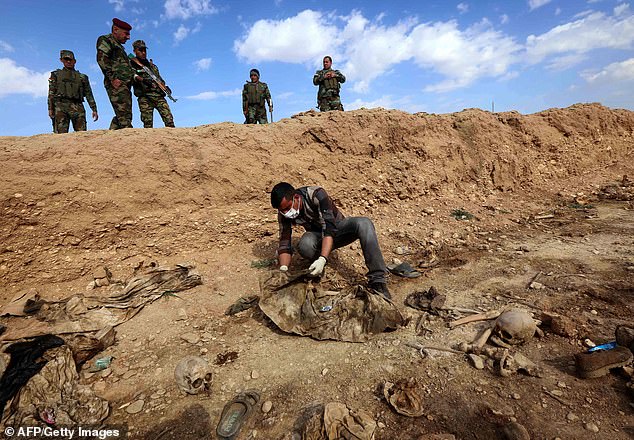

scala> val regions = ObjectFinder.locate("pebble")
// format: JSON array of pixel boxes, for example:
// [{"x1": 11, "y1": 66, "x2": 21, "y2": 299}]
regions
[
  {"x1": 180, "y1": 332, "x2": 200, "y2": 344},
  {"x1": 176, "y1": 309, "x2": 188, "y2": 320},
  {"x1": 125, "y1": 400, "x2": 145, "y2": 414},
  {"x1": 422, "y1": 207, "x2": 435, "y2": 215},
  {"x1": 468, "y1": 354, "x2": 485, "y2": 370},
  {"x1": 377, "y1": 421, "x2": 386, "y2": 429},
  {"x1": 529, "y1": 281, "x2": 545, "y2": 290},
  {"x1": 512, "y1": 393, "x2": 521, "y2": 400},
  {"x1": 321, "y1": 368, "x2": 329, "y2": 376},
  {"x1": 550, "y1": 389, "x2": 564, "y2": 397},
  {"x1": 585, "y1": 422, "x2": 599, "y2": 432},
  {"x1": 261, "y1": 401, "x2": 273, "y2": 413},
  {"x1": 566, "y1": 412, "x2": 579, "y2": 422},
  {"x1": 590, "y1": 309, "x2": 598, "y2": 315},
  {"x1": 251, "y1": 370, "x2": 260, "y2": 379}
]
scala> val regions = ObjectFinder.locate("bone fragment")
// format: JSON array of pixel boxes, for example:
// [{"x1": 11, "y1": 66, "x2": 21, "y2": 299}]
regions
[{"x1": 449, "y1": 309, "x2": 502, "y2": 329}]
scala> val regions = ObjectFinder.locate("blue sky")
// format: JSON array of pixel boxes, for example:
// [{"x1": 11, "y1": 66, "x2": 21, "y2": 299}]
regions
[{"x1": 1, "y1": 0, "x2": 633, "y2": 136}]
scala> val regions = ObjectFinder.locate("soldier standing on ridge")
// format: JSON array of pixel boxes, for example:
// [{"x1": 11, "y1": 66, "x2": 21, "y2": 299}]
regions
[
  {"x1": 96, "y1": 18, "x2": 140, "y2": 129},
  {"x1": 130, "y1": 40, "x2": 175, "y2": 128},
  {"x1": 48, "y1": 50, "x2": 98, "y2": 133},
  {"x1": 242, "y1": 68, "x2": 273, "y2": 124},
  {"x1": 313, "y1": 56, "x2": 346, "y2": 112}
]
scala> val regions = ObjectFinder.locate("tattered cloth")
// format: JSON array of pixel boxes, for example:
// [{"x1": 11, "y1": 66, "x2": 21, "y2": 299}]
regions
[
  {"x1": 1, "y1": 345, "x2": 109, "y2": 428},
  {"x1": 258, "y1": 271, "x2": 404, "y2": 342},
  {"x1": 0, "y1": 265, "x2": 202, "y2": 341},
  {"x1": 300, "y1": 402, "x2": 376, "y2": 440}
]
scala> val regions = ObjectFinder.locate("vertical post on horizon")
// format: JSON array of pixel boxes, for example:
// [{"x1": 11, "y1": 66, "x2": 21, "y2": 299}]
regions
[{"x1": 492, "y1": 100, "x2": 495, "y2": 113}]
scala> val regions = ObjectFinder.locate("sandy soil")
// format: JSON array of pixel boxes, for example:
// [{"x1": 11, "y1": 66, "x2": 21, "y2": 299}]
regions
[{"x1": 1, "y1": 103, "x2": 633, "y2": 439}]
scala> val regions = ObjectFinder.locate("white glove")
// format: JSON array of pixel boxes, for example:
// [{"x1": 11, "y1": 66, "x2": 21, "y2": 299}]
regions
[
  {"x1": 279, "y1": 265, "x2": 288, "y2": 272},
  {"x1": 309, "y1": 256, "x2": 327, "y2": 276}
]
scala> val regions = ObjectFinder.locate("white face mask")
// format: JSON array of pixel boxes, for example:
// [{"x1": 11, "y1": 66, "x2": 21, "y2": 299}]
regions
[{"x1": 281, "y1": 195, "x2": 300, "y2": 219}]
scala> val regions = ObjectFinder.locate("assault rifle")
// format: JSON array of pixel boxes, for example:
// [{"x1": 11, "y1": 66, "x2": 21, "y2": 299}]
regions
[{"x1": 128, "y1": 55, "x2": 177, "y2": 102}]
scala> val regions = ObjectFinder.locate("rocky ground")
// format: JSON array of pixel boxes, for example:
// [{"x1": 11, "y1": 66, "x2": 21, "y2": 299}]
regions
[{"x1": 0, "y1": 103, "x2": 633, "y2": 439}]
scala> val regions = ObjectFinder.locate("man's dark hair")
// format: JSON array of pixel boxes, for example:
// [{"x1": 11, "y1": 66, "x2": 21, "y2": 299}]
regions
[
  {"x1": 271, "y1": 182, "x2": 295, "y2": 208},
  {"x1": 323, "y1": 55, "x2": 332, "y2": 63}
]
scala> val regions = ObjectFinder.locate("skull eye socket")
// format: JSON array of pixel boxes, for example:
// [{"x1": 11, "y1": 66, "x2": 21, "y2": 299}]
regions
[
  {"x1": 205, "y1": 373, "x2": 212, "y2": 382},
  {"x1": 192, "y1": 378, "x2": 203, "y2": 388},
  {"x1": 501, "y1": 330, "x2": 514, "y2": 340}
]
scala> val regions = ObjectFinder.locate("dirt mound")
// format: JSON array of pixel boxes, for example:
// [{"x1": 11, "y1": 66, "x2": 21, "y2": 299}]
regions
[{"x1": 1, "y1": 104, "x2": 633, "y2": 439}]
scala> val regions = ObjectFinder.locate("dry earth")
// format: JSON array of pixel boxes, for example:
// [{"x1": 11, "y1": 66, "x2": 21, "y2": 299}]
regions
[{"x1": 1, "y1": 103, "x2": 633, "y2": 439}]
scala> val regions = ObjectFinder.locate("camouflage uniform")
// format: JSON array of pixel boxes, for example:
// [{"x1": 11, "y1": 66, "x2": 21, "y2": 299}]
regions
[
  {"x1": 313, "y1": 67, "x2": 346, "y2": 112},
  {"x1": 242, "y1": 81, "x2": 272, "y2": 124},
  {"x1": 48, "y1": 65, "x2": 97, "y2": 133},
  {"x1": 131, "y1": 57, "x2": 174, "y2": 128},
  {"x1": 96, "y1": 33, "x2": 135, "y2": 129}
]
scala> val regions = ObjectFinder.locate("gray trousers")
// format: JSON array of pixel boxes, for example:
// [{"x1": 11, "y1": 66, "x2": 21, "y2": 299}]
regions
[{"x1": 297, "y1": 217, "x2": 387, "y2": 284}]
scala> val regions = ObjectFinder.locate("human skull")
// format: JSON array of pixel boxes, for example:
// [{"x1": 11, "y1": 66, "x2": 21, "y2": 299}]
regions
[
  {"x1": 490, "y1": 310, "x2": 538, "y2": 348},
  {"x1": 174, "y1": 356, "x2": 213, "y2": 395}
]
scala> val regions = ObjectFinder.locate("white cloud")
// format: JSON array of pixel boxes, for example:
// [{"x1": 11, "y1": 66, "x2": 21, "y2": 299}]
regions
[
  {"x1": 0, "y1": 40, "x2": 14, "y2": 53},
  {"x1": 164, "y1": 0, "x2": 218, "y2": 20},
  {"x1": 0, "y1": 58, "x2": 49, "y2": 98},
  {"x1": 526, "y1": 10, "x2": 634, "y2": 63},
  {"x1": 109, "y1": 0, "x2": 125, "y2": 12},
  {"x1": 529, "y1": 0, "x2": 552, "y2": 11},
  {"x1": 234, "y1": 10, "x2": 521, "y2": 94},
  {"x1": 234, "y1": 10, "x2": 339, "y2": 63},
  {"x1": 500, "y1": 14, "x2": 509, "y2": 24},
  {"x1": 346, "y1": 95, "x2": 425, "y2": 113},
  {"x1": 615, "y1": 3, "x2": 630, "y2": 16},
  {"x1": 581, "y1": 57, "x2": 634, "y2": 82},
  {"x1": 173, "y1": 22, "x2": 202, "y2": 44},
  {"x1": 457, "y1": 3, "x2": 469, "y2": 14},
  {"x1": 193, "y1": 57, "x2": 212, "y2": 71},
  {"x1": 410, "y1": 20, "x2": 521, "y2": 92},
  {"x1": 546, "y1": 53, "x2": 588, "y2": 70},
  {"x1": 187, "y1": 88, "x2": 241, "y2": 100}
]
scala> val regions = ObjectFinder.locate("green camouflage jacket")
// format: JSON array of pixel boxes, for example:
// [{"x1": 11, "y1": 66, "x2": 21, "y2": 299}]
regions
[
  {"x1": 96, "y1": 33, "x2": 135, "y2": 86},
  {"x1": 131, "y1": 58, "x2": 167, "y2": 98},
  {"x1": 242, "y1": 81, "x2": 271, "y2": 110},
  {"x1": 47, "y1": 67, "x2": 97, "y2": 112},
  {"x1": 313, "y1": 68, "x2": 346, "y2": 99}
]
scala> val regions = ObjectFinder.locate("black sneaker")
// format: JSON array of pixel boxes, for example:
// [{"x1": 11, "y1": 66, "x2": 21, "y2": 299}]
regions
[{"x1": 369, "y1": 282, "x2": 391, "y2": 300}]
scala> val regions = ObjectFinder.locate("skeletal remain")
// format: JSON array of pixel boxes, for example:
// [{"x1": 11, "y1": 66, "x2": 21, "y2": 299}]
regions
[
  {"x1": 490, "y1": 309, "x2": 543, "y2": 348},
  {"x1": 449, "y1": 309, "x2": 502, "y2": 329},
  {"x1": 499, "y1": 349, "x2": 543, "y2": 377},
  {"x1": 174, "y1": 355, "x2": 213, "y2": 395}
]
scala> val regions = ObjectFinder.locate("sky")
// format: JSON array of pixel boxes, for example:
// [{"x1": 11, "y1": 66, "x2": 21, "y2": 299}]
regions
[{"x1": 1, "y1": 0, "x2": 633, "y2": 136}]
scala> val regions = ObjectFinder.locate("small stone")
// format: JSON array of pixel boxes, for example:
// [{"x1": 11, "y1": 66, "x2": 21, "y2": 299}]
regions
[
  {"x1": 321, "y1": 368, "x2": 329, "y2": 376},
  {"x1": 200, "y1": 348, "x2": 208, "y2": 355},
  {"x1": 590, "y1": 309, "x2": 598, "y2": 315},
  {"x1": 550, "y1": 389, "x2": 564, "y2": 397},
  {"x1": 512, "y1": 393, "x2": 521, "y2": 400},
  {"x1": 529, "y1": 281, "x2": 545, "y2": 290},
  {"x1": 423, "y1": 207, "x2": 435, "y2": 215},
  {"x1": 468, "y1": 354, "x2": 485, "y2": 370},
  {"x1": 177, "y1": 309, "x2": 188, "y2": 320},
  {"x1": 122, "y1": 370, "x2": 137, "y2": 380},
  {"x1": 557, "y1": 381, "x2": 567, "y2": 388},
  {"x1": 261, "y1": 400, "x2": 273, "y2": 413},
  {"x1": 566, "y1": 412, "x2": 579, "y2": 422},
  {"x1": 584, "y1": 339, "x2": 596, "y2": 348},
  {"x1": 251, "y1": 370, "x2": 260, "y2": 379},
  {"x1": 126, "y1": 400, "x2": 144, "y2": 414},
  {"x1": 585, "y1": 422, "x2": 599, "y2": 432},
  {"x1": 377, "y1": 421, "x2": 386, "y2": 429},
  {"x1": 100, "y1": 368, "x2": 112, "y2": 378},
  {"x1": 180, "y1": 332, "x2": 200, "y2": 344}
]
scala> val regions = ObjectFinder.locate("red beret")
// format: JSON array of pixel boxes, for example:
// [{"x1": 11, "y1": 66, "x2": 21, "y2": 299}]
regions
[{"x1": 112, "y1": 18, "x2": 132, "y2": 31}]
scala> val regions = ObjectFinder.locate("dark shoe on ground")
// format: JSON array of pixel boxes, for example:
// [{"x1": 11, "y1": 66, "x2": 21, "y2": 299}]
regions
[
  {"x1": 575, "y1": 346, "x2": 633, "y2": 379},
  {"x1": 216, "y1": 390, "x2": 260, "y2": 439},
  {"x1": 369, "y1": 282, "x2": 391, "y2": 300},
  {"x1": 387, "y1": 262, "x2": 422, "y2": 278}
]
